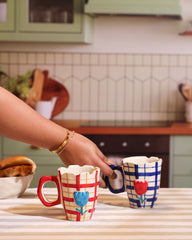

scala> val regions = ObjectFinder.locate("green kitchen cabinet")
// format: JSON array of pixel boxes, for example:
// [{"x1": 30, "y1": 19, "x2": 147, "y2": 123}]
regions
[
  {"x1": 170, "y1": 135, "x2": 192, "y2": 187},
  {"x1": 0, "y1": 0, "x2": 15, "y2": 31},
  {"x1": 0, "y1": 136, "x2": 2, "y2": 160},
  {"x1": 2, "y1": 137, "x2": 65, "y2": 187},
  {"x1": 85, "y1": 0, "x2": 181, "y2": 17},
  {"x1": 0, "y1": 0, "x2": 93, "y2": 43}
]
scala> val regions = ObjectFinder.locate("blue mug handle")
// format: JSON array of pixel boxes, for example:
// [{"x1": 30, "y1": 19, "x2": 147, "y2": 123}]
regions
[{"x1": 105, "y1": 165, "x2": 125, "y2": 194}]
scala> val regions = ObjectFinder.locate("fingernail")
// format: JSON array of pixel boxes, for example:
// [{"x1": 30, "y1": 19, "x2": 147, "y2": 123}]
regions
[
  {"x1": 111, "y1": 171, "x2": 117, "y2": 179},
  {"x1": 106, "y1": 159, "x2": 114, "y2": 165}
]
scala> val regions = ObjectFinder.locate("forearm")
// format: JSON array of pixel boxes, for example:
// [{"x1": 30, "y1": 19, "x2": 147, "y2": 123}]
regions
[{"x1": 0, "y1": 87, "x2": 66, "y2": 149}]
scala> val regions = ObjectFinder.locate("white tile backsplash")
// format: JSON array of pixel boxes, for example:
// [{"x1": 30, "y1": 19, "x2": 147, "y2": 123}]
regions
[{"x1": 0, "y1": 52, "x2": 190, "y2": 122}]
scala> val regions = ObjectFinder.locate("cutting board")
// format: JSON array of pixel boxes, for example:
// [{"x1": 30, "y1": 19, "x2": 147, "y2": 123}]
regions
[
  {"x1": 26, "y1": 69, "x2": 44, "y2": 108},
  {"x1": 41, "y1": 70, "x2": 70, "y2": 118}
]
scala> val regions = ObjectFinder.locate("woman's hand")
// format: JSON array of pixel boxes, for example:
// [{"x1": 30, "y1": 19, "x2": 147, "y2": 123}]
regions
[{"x1": 58, "y1": 132, "x2": 114, "y2": 187}]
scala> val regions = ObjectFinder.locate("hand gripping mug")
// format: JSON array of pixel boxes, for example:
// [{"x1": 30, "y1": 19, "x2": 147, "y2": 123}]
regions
[
  {"x1": 38, "y1": 165, "x2": 100, "y2": 221},
  {"x1": 105, "y1": 156, "x2": 162, "y2": 208}
]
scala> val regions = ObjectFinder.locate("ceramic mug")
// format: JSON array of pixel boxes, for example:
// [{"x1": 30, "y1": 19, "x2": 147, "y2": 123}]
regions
[
  {"x1": 38, "y1": 165, "x2": 100, "y2": 221},
  {"x1": 105, "y1": 156, "x2": 162, "y2": 208}
]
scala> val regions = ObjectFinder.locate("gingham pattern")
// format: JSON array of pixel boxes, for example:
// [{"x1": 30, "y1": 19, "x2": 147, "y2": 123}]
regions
[
  {"x1": 123, "y1": 160, "x2": 162, "y2": 208},
  {"x1": 58, "y1": 169, "x2": 99, "y2": 221}
]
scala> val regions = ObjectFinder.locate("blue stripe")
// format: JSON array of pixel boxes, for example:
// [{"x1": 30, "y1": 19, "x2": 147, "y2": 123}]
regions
[
  {"x1": 135, "y1": 164, "x2": 139, "y2": 179},
  {"x1": 126, "y1": 184, "x2": 160, "y2": 191},
  {"x1": 124, "y1": 170, "x2": 161, "y2": 177},
  {"x1": 150, "y1": 161, "x2": 158, "y2": 208}
]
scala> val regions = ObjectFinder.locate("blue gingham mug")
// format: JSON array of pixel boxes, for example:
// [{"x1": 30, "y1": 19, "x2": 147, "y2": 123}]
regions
[{"x1": 105, "y1": 156, "x2": 162, "y2": 208}]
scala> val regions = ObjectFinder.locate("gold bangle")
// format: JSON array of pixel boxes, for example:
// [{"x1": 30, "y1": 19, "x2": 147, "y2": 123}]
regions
[
  {"x1": 57, "y1": 131, "x2": 75, "y2": 155},
  {"x1": 49, "y1": 130, "x2": 70, "y2": 153}
]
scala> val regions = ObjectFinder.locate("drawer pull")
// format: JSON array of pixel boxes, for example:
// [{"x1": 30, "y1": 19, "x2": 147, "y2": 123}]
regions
[
  {"x1": 122, "y1": 142, "x2": 128, "y2": 147},
  {"x1": 99, "y1": 141, "x2": 105, "y2": 147},
  {"x1": 144, "y1": 141, "x2": 150, "y2": 148}
]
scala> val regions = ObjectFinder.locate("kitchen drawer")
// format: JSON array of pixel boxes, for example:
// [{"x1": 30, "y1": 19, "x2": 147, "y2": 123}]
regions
[
  {"x1": 3, "y1": 137, "x2": 52, "y2": 156},
  {"x1": 173, "y1": 156, "x2": 192, "y2": 175},
  {"x1": 86, "y1": 135, "x2": 169, "y2": 154},
  {"x1": 172, "y1": 176, "x2": 192, "y2": 188},
  {"x1": 172, "y1": 136, "x2": 192, "y2": 155}
]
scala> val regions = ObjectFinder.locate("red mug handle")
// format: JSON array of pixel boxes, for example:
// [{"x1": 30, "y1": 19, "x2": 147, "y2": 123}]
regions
[{"x1": 37, "y1": 175, "x2": 61, "y2": 207}]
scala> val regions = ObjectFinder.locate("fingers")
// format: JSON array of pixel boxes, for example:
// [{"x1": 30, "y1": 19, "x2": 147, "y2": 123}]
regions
[
  {"x1": 95, "y1": 147, "x2": 115, "y2": 178},
  {"x1": 99, "y1": 176, "x2": 107, "y2": 188}
]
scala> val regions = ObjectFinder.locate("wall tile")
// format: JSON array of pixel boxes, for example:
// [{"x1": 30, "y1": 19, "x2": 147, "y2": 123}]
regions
[
  {"x1": 1, "y1": 51, "x2": 190, "y2": 123},
  {"x1": 0, "y1": 53, "x2": 9, "y2": 64}
]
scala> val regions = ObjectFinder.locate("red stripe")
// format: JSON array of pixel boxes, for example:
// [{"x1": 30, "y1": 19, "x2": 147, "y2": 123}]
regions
[
  {"x1": 63, "y1": 196, "x2": 74, "y2": 202},
  {"x1": 88, "y1": 208, "x2": 95, "y2": 213},
  {"x1": 90, "y1": 170, "x2": 98, "y2": 219},
  {"x1": 89, "y1": 196, "x2": 97, "y2": 202},
  {"x1": 65, "y1": 209, "x2": 81, "y2": 221},
  {"x1": 62, "y1": 181, "x2": 99, "y2": 189},
  {"x1": 76, "y1": 174, "x2": 80, "y2": 191}
]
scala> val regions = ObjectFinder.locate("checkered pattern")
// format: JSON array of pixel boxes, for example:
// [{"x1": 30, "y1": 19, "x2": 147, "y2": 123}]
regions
[
  {"x1": 58, "y1": 169, "x2": 100, "y2": 221},
  {"x1": 123, "y1": 160, "x2": 162, "y2": 208}
]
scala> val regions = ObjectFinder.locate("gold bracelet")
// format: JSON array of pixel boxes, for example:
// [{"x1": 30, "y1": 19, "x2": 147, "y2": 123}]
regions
[
  {"x1": 57, "y1": 131, "x2": 75, "y2": 155},
  {"x1": 49, "y1": 130, "x2": 70, "y2": 153}
]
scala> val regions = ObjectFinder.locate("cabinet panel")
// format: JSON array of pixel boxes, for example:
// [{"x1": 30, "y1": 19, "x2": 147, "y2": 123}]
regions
[
  {"x1": 3, "y1": 137, "x2": 52, "y2": 156},
  {"x1": 0, "y1": 0, "x2": 15, "y2": 31},
  {"x1": 19, "y1": 0, "x2": 82, "y2": 33},
  {"x1": 86, "y1": 135, "x2": 169, "y2": 154},
  {"x1": 172, "y1": 136, "x2": 192, "y2": 155},
  {"x1": 2, "y1": 137, "x2": 65, "y2": 187},
  {"x1": 173, "y1": 156, "x2": 192, "y2": 175},
  {"x1": 0, "y1": 136, "x2": 2, "y2": 159},
  {"x1": 0, "y1": 0, "x2": 93, "y2": 43},
  {"x1": 173, "y1": 176, "x2": 192, "y2": 188},
  {"x1": 28, "y1": 156, "x2": 65, "y2": 188}
]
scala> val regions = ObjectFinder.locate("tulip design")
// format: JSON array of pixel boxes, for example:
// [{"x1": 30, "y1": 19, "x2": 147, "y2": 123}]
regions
[
  {"x1": 134, "y1": 180, "x2": 148, "y2": 204},
  {"x1": 74, "y1": 191, "x2": 89, "y2": 216}
]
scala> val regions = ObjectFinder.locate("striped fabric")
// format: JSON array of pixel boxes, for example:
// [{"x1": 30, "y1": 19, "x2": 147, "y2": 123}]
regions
[
  {"x1": 58, "y1": 169, "x2": 99, "y2": 221},
  {"x1": 0, "y1": 188, "x2": 192, "y2": 240},
  {"x1": 123, "y1": 160, "x2": 162, "y2": 208}
]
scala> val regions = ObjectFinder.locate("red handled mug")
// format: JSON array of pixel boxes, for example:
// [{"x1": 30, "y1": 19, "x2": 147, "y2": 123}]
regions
[{"x1": 37, "y1": 165, "x2": 100, "y2": 221}]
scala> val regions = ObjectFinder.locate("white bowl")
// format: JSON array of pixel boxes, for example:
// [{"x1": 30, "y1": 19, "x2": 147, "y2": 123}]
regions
[{"x1": 0, "y1": 173, "x2": 34, "y2": 199}]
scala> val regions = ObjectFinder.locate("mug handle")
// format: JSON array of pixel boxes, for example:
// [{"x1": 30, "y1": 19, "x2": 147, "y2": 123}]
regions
[
  {"x1": 37, "y1": 175, "x2": 61, "y2": 207},
  {"x1": 105, "y1": 165, "x2": 125, "y2": 194}
]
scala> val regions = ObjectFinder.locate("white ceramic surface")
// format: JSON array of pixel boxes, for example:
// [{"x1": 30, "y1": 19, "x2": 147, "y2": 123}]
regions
[
  {"x1": 185, "y1": 101, "x2": 192, "y2": 123},
  {"x1": 0, "y1": 173, "x2": 34, "y2": 199},
  {"x1": 35, "y1": 97, "x2": 57, "y2": 119}
]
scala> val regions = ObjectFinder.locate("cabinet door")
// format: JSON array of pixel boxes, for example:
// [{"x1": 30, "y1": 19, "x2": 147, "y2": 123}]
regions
[
  {"x1": 0, "y1": 0, "x2": 15, "y2": 31},
  {"x1": 2, "y1": 137, "x2": 65, "y2": 187},
  {"x1": 28, "y1": 156, "x2": 65, "y2": 188},
  {"x1": 170, "y1": 135, "x2": 192, "y2": 188},
  {"x1": 0, "y1": 136, "x2": 2, "y2": 160},
  {"x1": 18, "y1": 0, "x2": 82, "y2": 33}
]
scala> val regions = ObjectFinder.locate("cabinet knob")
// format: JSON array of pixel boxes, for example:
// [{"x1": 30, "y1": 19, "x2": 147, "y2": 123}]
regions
[
  {"x1": 122, "y1": 141, "x2": 128, "y2": 147},
  {"x1": 144, "y1": 141, "x2": 150, "y2": 148},
  {"x1": 99, "y1": 141, "x2": 105, "y2": 147}
]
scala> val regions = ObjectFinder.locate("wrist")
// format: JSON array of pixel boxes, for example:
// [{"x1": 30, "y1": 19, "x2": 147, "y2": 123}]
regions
[{"x1": 49, "y1": 129, "x2": 75, "y2": 154}]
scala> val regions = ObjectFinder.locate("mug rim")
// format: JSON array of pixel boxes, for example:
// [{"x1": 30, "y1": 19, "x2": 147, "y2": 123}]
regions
[{"x1": 122, "y1": 156, "x2": 162, "y2": 165}]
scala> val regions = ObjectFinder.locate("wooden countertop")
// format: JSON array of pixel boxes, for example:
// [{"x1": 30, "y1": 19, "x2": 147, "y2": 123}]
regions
[
  {"x1": 53, "y1": 120, "x2": 192, "y2": 135},
  {"x1": 1, "y1": 188, "x2": 192, "y2": 240}
]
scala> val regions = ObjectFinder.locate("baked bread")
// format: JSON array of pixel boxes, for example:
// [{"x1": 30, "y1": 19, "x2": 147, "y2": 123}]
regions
[{"x1": 0, "y1": 156, "x2": 36, "y2": 177}]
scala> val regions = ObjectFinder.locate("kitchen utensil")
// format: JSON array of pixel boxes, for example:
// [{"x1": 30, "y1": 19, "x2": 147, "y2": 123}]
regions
[
  {"x1": 37, "y1": 165, "x2": 100, "y2": 221},
  {"x1": 178, "y1": 83, "x2": 188, "y2": 101},
  {"x1": 185, "y1": 101, "x2": 192, "y2": 122},
  {"x1": 26, "y1": 69, "x2": 44, "y2": 108},
  {"x1": 35, "y1": 97, "x2": 57, "y2": 119},
  {"x1": 41, "y1": 70, "x2": 69, "y2": 118},
  {"x1": 105, "y1": 156, "x2": 162, "y2": 208}
]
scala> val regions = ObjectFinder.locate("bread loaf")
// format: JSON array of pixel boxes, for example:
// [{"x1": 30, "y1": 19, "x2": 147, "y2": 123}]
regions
[{"x1": 0, "y1": 156, "x2": 36, "y2": 177}]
